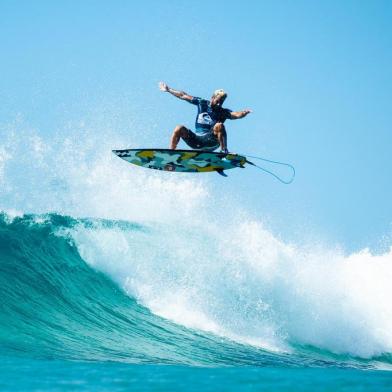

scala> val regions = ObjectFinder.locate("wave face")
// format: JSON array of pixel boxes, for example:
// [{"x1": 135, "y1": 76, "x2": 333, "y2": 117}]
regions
[
  {"x1": 0, "y1": 122, "x2": 392, "y2": 369},
  {"x1": 0, "y1": 212, "x2": 390, "y2": 369}
]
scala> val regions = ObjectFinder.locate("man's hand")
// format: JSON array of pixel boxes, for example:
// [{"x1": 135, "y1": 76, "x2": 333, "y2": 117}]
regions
[
  {"x1": 158, "y1": 82, "x2": 193, "y2": 102},
  {"x1": 159, "y1": 81, "x2": 169, "y2": 92},
  {"x1": 230, "y1": 109, "x2": 252, "y2": 120}
]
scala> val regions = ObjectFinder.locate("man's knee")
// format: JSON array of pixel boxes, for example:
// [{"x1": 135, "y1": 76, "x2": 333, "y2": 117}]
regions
[
  {"x1": 174, "y1": 124, "x2": 187, "y2": 136},
  {"x1": 213, "y1": 122, "x2": 225, "y2": 135}
]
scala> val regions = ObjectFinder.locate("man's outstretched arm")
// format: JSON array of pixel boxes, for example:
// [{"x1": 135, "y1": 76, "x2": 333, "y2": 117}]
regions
[
  {"x1": 229, "y1": 109, "x2": 252, "y2": 120},
  {"x1": 159, "y1": 82, "x2": 193, "y2": 102}
]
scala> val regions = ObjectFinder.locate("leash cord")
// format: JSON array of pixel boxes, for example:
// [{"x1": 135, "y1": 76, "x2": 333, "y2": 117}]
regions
[{"x1": 239, "y1": 153, "x2": 296, "y2": 184}]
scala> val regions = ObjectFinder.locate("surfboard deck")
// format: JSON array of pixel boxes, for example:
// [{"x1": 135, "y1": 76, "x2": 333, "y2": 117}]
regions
[{"x1": 112, "y1": 149, "x2": 247, "y2": 174}]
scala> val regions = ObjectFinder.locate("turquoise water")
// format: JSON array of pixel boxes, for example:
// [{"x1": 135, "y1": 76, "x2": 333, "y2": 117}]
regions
[
  {"x1": 1, "y1": 358, "x2": 392, "y2": 391},
  {"x1": 0, "y1": 213, "x2": 391, "y2": 390}
]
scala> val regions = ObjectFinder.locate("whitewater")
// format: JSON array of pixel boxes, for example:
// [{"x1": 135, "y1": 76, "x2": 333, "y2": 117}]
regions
[{"x1": 1, "y1": 120, "x2": 392, "y2": 390}]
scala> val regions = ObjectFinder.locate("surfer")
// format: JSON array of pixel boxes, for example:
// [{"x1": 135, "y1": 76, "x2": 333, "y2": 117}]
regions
[{"x1": 159, "y1": 82, "x2": 252, "y2": 153}]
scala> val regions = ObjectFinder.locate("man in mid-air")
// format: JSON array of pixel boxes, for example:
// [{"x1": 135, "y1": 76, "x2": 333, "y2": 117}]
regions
[{"x1": 159, "y1": 82, "x2": 252, "y2": 153}]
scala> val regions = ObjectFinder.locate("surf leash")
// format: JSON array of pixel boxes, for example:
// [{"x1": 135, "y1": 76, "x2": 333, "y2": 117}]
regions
[{"x1": 240, "y1": 153, "x2": 296, "y2": 184}]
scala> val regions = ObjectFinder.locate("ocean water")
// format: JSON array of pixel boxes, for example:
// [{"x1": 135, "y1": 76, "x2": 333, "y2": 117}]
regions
[{"x1": 0, "y1": 125, "x2": 392, "y2": 390}]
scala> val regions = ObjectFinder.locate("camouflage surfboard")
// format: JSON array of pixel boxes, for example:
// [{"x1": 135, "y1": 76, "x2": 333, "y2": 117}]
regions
[{"x1": 112, "y1": 149, "x2": 247, "y2": 176}]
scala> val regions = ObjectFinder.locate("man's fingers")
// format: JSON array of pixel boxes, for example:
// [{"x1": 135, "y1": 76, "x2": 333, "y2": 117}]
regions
[{"x1": 158, "y1": 81, "x2": 167, "y2": 91}]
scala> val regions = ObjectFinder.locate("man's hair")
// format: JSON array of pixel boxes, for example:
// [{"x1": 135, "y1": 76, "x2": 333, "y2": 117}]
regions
[{"x1": 212, "y1": 89, "x2": 227, "y2": 100}]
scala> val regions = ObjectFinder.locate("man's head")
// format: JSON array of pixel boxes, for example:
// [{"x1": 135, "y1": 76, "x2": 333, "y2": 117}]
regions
[{"x1": 211, "y1": 89, "x2": 227, "y2": 107}]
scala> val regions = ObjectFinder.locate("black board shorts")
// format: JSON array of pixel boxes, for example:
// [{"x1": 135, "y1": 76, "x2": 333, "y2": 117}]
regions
[{"x1": 183, "y1": 128, "x2": 219, "y2": 151}]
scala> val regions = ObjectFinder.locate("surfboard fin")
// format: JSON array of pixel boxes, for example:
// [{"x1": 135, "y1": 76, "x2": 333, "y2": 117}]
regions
[{"x1": 216, "y1": 169, "x2": 228, "y2": 177}]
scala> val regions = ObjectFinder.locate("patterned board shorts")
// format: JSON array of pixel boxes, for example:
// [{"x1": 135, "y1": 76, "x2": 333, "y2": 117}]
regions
[{"x1": 183, "y1": 128, "x2": 219, "y2": 151}]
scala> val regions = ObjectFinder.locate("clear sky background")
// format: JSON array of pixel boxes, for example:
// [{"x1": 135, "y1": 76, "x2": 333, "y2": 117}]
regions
[{"x1": 1, "y1": 0, "x2": 391, "y2": 252}]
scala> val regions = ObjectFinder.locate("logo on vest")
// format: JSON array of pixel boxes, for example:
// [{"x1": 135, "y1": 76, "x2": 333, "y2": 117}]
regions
[{"x1": 197, "y1": 113, "x2": 214, "y2": 126}]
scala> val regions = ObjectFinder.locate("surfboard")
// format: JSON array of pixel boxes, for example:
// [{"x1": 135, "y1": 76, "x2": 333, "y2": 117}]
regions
[{"x1": 112, "y1": 149, "x2": 247, "y2": 176}]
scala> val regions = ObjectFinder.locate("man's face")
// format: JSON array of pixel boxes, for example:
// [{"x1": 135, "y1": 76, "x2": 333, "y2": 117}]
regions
[{"x1": 211, "y1": 94, "x2": 226, "y2": 107}]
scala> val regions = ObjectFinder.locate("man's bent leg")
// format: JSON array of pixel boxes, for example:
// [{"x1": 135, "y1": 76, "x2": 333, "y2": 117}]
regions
[
  {"x1": 170, "y1": 125, "x2": 189, "y2": 149},
  {"x1": 212, "y1": 123, "x2": 227, "y2": 151}
]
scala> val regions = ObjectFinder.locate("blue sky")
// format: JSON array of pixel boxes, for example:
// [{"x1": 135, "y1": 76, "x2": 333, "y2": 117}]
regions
[{"x1": 1, "y1": 0, "x2": 391, "y2": 251}]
